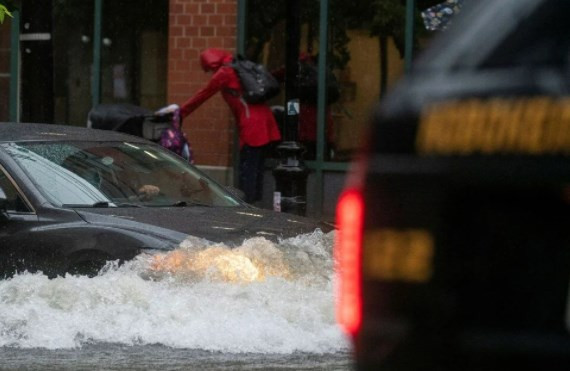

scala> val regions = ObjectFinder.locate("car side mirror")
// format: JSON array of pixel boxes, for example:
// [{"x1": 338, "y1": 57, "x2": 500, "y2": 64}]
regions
[{"x1": 226, "y1": 186, "x2": 246, "y2": 201}]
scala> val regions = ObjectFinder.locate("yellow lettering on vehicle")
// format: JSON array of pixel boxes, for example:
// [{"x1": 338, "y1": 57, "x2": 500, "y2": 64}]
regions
[
  {"x1": 363, "y1": 229, "x2": 434, "y2": 283},
  {"x1": 416, "y1": 97, "x2": 570, "y2": 155}
]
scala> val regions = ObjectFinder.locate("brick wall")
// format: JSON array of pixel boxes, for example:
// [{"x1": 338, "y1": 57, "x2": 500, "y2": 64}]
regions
[{"x1": 168, "y1": 0, "x2": 237, "y2": 166}]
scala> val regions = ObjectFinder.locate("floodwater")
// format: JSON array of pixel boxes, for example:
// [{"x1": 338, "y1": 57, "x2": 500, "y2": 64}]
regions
[{"x1": 0, "y1": 230, "x2": 354, "y2": 370}]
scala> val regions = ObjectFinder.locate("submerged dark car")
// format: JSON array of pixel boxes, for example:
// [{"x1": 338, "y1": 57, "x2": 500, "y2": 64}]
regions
[
  {"x1": 335, "y1": 0, "x2": 570, "y2": 370},
  {"x1": 0, "y1": 123, "x2": 329, "y2": 278}
]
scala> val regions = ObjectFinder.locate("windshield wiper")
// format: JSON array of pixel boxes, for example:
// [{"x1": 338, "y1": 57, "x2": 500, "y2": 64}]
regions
[
  {"x1": 114, "y1": 202, "x2": 144, "y2": 208},
  {"x1": 62, "y1": 201, "x2": 143, "y2": 208},
  {"x1": 171, "y1": 200, "x2": 211, "y2": 207},
  {"x1": 62, "y1": 201, "x2": 110, "y2": 208}
]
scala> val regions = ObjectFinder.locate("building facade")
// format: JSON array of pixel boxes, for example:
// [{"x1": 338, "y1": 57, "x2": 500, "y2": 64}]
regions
[{"x1": 1, "y1": 0, "x2": 435, "y2": 219}]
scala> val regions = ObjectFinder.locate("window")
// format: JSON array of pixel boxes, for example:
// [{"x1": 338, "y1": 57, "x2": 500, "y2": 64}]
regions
[
  {"x1": 3, "y1": 142, "x2": 241, "y2": 208},
  {"x1": 246, "y1": 0, "x2": 409, "y2": 162},
  {"x1": 0, "y1": 169, "x2": 32, "y2": 213},
  {"x1": 480, "y1": 1, "x2": 570, "y2": 70},
  {"x1": 417, "y1": 0, "x2": 570, "y2": 73},
  {"x1": 52, "y1": 0, "x2": 168, "y2": 126}
]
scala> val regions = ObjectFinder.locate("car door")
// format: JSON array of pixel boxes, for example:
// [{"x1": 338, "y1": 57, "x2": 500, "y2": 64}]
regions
[{"x1": 0, "y1": 165, "x2": 39, "y2": 277}]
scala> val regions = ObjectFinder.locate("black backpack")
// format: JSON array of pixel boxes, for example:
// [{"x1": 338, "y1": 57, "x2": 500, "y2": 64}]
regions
[
  {"x1": 297, "y1": 62, "x2": 340, "y2": 105},
  {"x1": 230, "y1": 55, "x2": 280, "y2": 104}
]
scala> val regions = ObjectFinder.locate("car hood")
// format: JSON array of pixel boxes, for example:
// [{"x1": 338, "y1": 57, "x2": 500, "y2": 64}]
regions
[{"x1": 75, "y1": 206, "x2": 334, "y2": 246}]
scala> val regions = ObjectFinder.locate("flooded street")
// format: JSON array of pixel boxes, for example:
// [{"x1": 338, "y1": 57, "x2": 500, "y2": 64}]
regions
[
  {"x1": 0, "y1": 230, "x2": 353, "y2": 370},
  {"x1": 0, "y1": 345, "x2": 352, "y2": 370}
]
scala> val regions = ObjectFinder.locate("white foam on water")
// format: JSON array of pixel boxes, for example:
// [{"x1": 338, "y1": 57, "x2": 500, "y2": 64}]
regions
[{"x1": 0, "y1": 230, "x2": 349, "y2": 353}]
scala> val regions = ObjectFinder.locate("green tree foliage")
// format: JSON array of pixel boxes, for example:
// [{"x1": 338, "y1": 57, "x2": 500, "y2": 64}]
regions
[
  {"x1": 0, "y1": 0, "x2": 17, "y2": 24},
  {"x1": 245, "y1": 0, "x2": 444, "y2": 99},
  {"x1": 246, "y1": 0, "x2": 430, "y2": 69},
  {"x1": 0, "y1": 2, "x2": 13, "y2": 24}
]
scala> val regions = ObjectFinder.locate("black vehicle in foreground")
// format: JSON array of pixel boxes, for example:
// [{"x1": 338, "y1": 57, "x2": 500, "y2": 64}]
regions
[
  {"x1": 0, "y1": 123, "x2": 329, "y2": 278},
  {"x1": 335, "y1": 0, "x2": 570, "y2": 370}
]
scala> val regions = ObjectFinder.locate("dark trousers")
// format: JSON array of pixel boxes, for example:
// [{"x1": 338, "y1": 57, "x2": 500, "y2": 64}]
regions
[{"x1": 239, "y1": 145, "x2": 266, "y2": 203}]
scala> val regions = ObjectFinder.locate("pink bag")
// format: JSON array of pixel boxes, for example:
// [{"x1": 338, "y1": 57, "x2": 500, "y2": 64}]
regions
[{"x1": 157, "y1": 105, "x2": 194, "y2": 164}]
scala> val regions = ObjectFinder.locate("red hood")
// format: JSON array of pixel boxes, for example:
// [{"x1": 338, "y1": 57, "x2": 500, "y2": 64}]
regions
[{"x1": 200, "y1": 48, "x2": 233, "y2": 72}]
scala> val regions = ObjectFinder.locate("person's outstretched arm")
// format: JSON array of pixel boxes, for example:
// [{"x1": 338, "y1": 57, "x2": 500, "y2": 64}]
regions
[{"x1": 179, "y1": 67, "x2": 232, "y2": 119}]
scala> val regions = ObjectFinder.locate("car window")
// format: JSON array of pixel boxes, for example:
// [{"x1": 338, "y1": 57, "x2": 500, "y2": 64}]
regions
[
  {"x1": 0, "y1": 168, "x2": 32, "y2": 213},
  {"x1": 479, "y1": 1, "x2": 570, "y2": 70},
  {"x1": 416, "y1": 0, "x2": 569, "y2": 72},
  {"x1": 1, "y1": 142, "x2": 242, "y2": 208}
]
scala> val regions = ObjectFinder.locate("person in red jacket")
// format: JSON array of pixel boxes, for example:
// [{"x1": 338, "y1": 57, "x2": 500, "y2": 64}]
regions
[{"x1": 179, "y1": 48, "x2": 281, "y2": 204}]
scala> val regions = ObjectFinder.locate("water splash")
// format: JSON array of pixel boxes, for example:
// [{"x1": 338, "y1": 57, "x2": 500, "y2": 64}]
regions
[{"x1": 0, "y1": 230, "x2": 348, "y2": 353}]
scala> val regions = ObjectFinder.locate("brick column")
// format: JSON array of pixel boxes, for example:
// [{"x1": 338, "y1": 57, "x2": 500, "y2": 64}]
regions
[{"x1": 168, "y1": 0, "x2": 237, "y2": 166}]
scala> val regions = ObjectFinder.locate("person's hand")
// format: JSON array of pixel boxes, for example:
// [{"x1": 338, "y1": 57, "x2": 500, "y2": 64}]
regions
[
  {"x1": 155, "y1": 104, "x2": 182, "y2": 129},
  {"x1": 155, "y1": 104, "x2": 179, "y2": 116},
  {"x1": 138, "y1": 185, "x2": 160, "y2": 201}
]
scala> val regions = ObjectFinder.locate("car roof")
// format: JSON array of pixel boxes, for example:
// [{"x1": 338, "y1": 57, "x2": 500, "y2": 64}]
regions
[
  {"x1": 415, "y1": 0, "x2": 551, "y2": 71},
  {"x1": 0, "y1": 122, "x2": 150, "y2": 143}
]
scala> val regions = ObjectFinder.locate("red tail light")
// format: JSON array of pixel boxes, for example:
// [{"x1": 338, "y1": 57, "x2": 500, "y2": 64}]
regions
[{"x1": 335, "y1": 188, "x2": 364, "y2": 337}]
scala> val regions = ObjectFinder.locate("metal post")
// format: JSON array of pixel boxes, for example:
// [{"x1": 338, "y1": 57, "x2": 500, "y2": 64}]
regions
[
  {"x1": 283, "y1": 0, "x2": 300, "y2": 143},
  {"x1": 233, "y1": 0, "x2": 247, "y2": 188},
  {"x1": 92, "y1": 0, "x2": 103, "y2": 108},
  {"x1": 314, "y1": 0, "x2": 329, "y2": 218},
  {"x1": 404, "y1": 0, "x2": 415, "y2": 73},
  {"x1": 9, "y1": 10, "x2": 20, "y2": 122},
  {"x1": 272, "y1": 0, "x2": 308, "y2": 216}
]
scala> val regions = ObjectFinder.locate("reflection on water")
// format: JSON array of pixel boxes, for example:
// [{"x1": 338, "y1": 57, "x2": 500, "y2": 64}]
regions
[
  {"x1": 0, "y1": 230, "x2": 348, "y2": 356},
  {"x1": 146, "y1": 239, "x2": 293, "y2": 283},
  {"x1": 150, "y1": 248, "x2": 265, "y2": 283}
]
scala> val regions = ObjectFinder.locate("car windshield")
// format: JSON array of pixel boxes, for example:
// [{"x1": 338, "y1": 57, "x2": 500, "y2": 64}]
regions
[{"x1": 2, "y1": 141, "x2": 242, "y2": 208}]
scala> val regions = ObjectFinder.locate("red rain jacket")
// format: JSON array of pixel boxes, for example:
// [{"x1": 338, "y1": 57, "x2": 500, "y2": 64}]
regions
[{"x1": 180, "y1": 48, "x2": 281, "y2": 148}]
